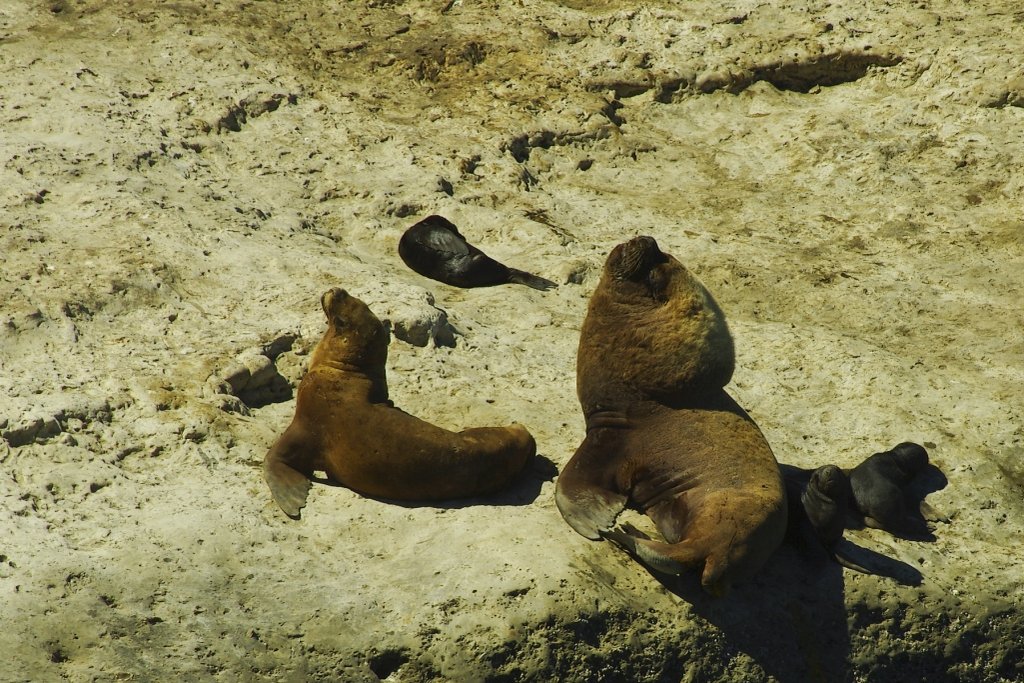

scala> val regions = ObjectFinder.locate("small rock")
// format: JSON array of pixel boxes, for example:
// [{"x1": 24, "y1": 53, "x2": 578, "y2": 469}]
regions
[
  {"x1": 240, "y1": 352, "x2": 276, "y2": 391},
  {"x1": 1, "y1": 414, "x2": 62, "y2": 447}
]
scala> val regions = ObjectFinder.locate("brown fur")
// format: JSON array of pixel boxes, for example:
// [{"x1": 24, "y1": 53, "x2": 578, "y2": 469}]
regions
[
  {"x1": 264, "y1": 288, "x2": 536, "y2": 518},
  {"x1": 555, "y1": 237, "x2": 787, "y2": 595}
]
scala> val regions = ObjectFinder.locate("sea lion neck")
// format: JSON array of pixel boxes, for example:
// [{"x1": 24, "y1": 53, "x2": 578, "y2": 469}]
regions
[
  {"x1": 309, "y1": 360, "x2": 390, "y2": 404},
  {"x1": 583, "y1": 393, "x2": 717, "y2": 430}
]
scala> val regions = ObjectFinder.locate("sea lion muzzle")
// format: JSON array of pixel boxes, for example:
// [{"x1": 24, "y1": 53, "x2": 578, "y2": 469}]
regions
[{"x1": 610, "y1": 236, "x2": 666, "y2": 281}]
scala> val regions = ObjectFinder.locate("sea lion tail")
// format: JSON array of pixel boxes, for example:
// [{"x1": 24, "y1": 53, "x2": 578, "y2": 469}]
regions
[
  {"x1": 264, "y1": 447, "x2": 312, "y2": 519},
  {"x1": 507, "y1": 269, "x2": 557, "y2": 291}
]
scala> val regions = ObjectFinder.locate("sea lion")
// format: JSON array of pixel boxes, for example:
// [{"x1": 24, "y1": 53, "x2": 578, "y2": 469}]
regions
[
  {"x1": 783, "y1": 464, "x2": 872, "y2": 573},
  {"x1": 398, "y1": 215, "x2": 556, "y2": 290},
  {"x1": 846, "y1": 442, "x2": 933, "y2": 537},
  {"x1": 263, "y1": 288, "x2": 537, "y2": 518},
  {"x1": 555, "y1": 236, "x2": 787, "y2": 596},
  {"x1": 795, "y1": 465, "x2": 851, "y2": 549}
]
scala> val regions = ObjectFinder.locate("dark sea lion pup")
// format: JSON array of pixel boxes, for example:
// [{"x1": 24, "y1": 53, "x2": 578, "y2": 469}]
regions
[
  {"x1": 263, "y1": 288, "x2": 537, "y2": 518},
  {"x1": 796, "y1": 465, "x2": 851, "y2": 550},
  {"x1": 783, "y1": 464, "x2": 872, "y2": 573},
  {"x1": 399, "y1": 215, "x2": 556, "y2": 290},
  {"x1": 847, "y1": 442, "x2": 934, "y2": 537},
  {"x1": 555, "y1": 236, "x2": 787, "y2": 596}
]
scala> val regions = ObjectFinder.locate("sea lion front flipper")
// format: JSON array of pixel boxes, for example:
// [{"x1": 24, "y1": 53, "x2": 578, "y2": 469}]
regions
[
  {"x1": 507, "y1": 268, "x2": 557, "y2": 291},
  {"x1": 555, "y1": 436, "x2": 628, "y2": 539},
  {"x1": 831, "y1": 548, "x2": 875, "y2": 575},
  {"x1": 830, "y1": 538, "x2": 924, "y2": 585},
  {"x1": 862, "y1": 515, "x2": 885, "y2": 530},
  {"x1": 420, "y1": 220, "x2": 470, "y2": 256},
  {"x1": 919, "y1": 499, "x2": 949, "y2": 524},
  {"x1": 264, "y1": 448, "x2": 313, "y2": 519}
]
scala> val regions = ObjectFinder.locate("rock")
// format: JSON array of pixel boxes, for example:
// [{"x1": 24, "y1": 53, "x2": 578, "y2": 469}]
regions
[
  {"x1": 370, "y1": 285, "x2": 458, "y2": 348},
  {"x1": 1, "y1": 413, "x2": 61, "y2": 447}
]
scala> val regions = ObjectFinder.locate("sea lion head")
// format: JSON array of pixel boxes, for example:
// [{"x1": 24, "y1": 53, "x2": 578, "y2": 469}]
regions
[
  {"x1": 808, "y1": 464, "x2": 852, "y2": 502},
  {"x1": 889, "y1": 442, "x2": 929, "y2": 475},
  {"x1": 607, "y1": 235, "x2": 669, "y2": 284},
  {"x1": 577, "y1": 236, "x2": 735, "y2": 410},
  {"x1": 802, "y1": 464, "x2": 851, "y2": 546},
  {"x1": 310, "y1": 288, "x2": 390, "y2": 369}
]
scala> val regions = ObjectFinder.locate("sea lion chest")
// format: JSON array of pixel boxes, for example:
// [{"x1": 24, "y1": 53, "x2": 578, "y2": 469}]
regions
[{"x1": 291, "y1": 368, "x2": 390, "y2": 464}]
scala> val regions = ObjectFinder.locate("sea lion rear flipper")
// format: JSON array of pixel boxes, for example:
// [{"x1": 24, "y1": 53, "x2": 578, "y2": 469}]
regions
[
  {"x1": 264, "y1": 451, "x2": 312, "y2": 519},
  {"x1": 507, "y1": 268, "x2": 557, "y2": 291},
  {"x1": 602, "y1": 529, "x2": 691, "y2": 575},
  {"x1": 555, "y1": 480, "x2": 626, "y2": 540}
]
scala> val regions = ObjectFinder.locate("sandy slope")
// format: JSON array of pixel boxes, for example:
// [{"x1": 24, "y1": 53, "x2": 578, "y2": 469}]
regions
[{"x1": 2, "y1": 1, "x2": 1023, "y2": 680}]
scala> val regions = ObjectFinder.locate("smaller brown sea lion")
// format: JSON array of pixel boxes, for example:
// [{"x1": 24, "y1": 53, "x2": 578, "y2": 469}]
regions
[
  {"x1": 263, "y1": 288, "x2": 536, "y2": 518},
  {"x1": 555, "y1": 236, "x2": 787, "y2": 596},
  {"x1": 398, "y1": 215, "x2": 556, "y2": 290},
  {"x1": 847, "y1": 442, "x2": 934, "y2": 537}
]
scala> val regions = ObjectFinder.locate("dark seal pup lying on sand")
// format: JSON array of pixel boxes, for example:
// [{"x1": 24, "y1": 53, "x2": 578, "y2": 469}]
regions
[{"x1": 399, "y1": 215, "x2": 556, "y2": 290}]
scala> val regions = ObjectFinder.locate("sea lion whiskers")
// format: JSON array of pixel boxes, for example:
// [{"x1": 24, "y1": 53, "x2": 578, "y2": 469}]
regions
[{"x1": 610, "y1": 236, "x2": 665, "y2": 281}]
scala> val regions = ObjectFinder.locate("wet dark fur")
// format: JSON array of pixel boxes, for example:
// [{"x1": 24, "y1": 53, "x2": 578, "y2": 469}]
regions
[{"x1": 399, "y1": 215, "x2": 556, "y2": 290}]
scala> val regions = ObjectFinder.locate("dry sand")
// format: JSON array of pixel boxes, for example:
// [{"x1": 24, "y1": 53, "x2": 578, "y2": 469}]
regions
[{"x1": 2, "y1": 1, "x2": 1022, "y2": 680}]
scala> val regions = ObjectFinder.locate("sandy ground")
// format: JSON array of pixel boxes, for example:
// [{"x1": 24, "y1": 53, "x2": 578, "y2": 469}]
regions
[{"x1": 2, "y1": 1, "x2": 1023, "y2": 681}]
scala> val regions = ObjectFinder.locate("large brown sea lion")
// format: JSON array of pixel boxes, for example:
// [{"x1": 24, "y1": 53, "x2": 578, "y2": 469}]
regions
[
  {"x1": 264, "y1": 288, "x2": 537, "y2": 518},
  {"x1": 399, "y1": 215, "x2": 556, "y2": 290},
  {"x1": 555, "y1": 236, "x2": 787, "y2": 595}
]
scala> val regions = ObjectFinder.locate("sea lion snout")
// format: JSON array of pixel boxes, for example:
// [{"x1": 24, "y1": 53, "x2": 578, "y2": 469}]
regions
[
  {"x1": 810, "y1": 464, "x2": 851, "y2": 500},
  {"x1": 321, "y1": 287, "x2": 350, "y2": 316},
  {"x1": 609, "y1": 236, "x2": 666, "y2": 281}
]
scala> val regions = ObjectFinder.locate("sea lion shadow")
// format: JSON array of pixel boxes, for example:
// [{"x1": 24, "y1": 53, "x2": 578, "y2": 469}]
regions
[
  {"x1": 636, "y1": 539, "x2": 922, "y2": 682},
  {"x1": 636, "y1": 548, "x2": 852, "y2": 683},
  {"x1": 312, "y1": 454, "x2": 559, "y2": 509}
]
